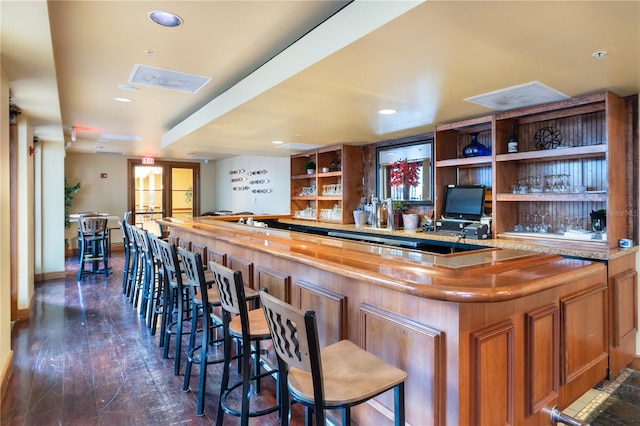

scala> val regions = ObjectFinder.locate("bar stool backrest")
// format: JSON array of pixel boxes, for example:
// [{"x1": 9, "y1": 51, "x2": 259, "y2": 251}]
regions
[
  {"x1": 157, "y1": 238, "x2": 182, "y2": 286},
  {"x1": 78, "y1": 216, "x2": 107, "y2": 236},
  {"x1": 208, "y1": 261, "x2": 247, "y2": 317},
  {"x1": 177, "y1": 248, "x2": 206, "y2": 302},
  {"x1": 259, "y1": 290, "x2": 317, "y2": 373}
]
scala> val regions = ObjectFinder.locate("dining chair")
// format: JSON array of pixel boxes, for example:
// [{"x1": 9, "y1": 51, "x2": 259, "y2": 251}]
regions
[{"x1": 259, "y1": 290, "x2": 407, "y2": 426}]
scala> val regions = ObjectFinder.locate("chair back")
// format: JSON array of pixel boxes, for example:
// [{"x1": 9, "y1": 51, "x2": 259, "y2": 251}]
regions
[
  {"x1": 147, "y1": 233, "x2": 164, "y2": 269},
  {"x1": 208, "y1": 261, "x2": 247, "y2": 315},
  {"x1": 178, "y1": 247, "x2": 206, "y2": 303},
  {"x1": 118, "y1": 220, "x2": 129, "y2": 245},
  {"x1": 78, "y1": 216, "x2": 107, "y2": 236},
  {"x1": 123, "y1": 211, "x2": 132, "y2": 223},
  {"x1": 260, "y1": 290, "x2": 325, "y2": 418},
  {"x1": 156, "y1": 238, "x2": 181, "y2": 284},
  {"x1": 259, "y1": 290, "x2": 319, "y2": 373},
  {"x1": 208, "y1": 261, "x2": 251, "y2": 337}
]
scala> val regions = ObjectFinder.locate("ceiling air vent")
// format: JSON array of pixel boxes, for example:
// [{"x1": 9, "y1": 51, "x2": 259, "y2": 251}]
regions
[
  {"x1": 465, "y1": 81, "x2": 569, "y2": 111},
  {"x1": 129, "y1": 64, "x2": 211, "y2": 94},
  {"x1": 93, "y1": 150, "x2": 124, "y2": 156}
]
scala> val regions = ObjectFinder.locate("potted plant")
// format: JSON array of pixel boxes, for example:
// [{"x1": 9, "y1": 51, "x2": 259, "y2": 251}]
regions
[
  {"x1": 391, "y1": 200, "x2": 407, "y2": 229},
  {"x1": 305, "y1": 160, "x2": 316, "y2": 175},
  {"x1": 64, "y1": 177, "x2": 81, "y2": 252}
]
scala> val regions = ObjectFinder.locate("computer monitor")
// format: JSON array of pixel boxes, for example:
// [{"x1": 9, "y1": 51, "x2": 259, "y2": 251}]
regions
[{"x1": 442, "y1": 185, "x2": 486, "y2": 221}]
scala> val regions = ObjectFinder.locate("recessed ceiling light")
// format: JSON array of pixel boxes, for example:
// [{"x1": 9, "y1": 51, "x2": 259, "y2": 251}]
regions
[
  {"x1": 148, "y1": 10, "x2": 183, "y2": 28},
  {"x1": 378, "y1": 108, "x2": 397, "y2": 115},
  {"x1": 118, "y1": 85, "x2": 138, "y2": 92},
  {"x1": 114, "y1": 97, "x2": 133, "y2": 103},
  {"x1": 272, "y1": 140, "x2": 285, "y2": 145}
]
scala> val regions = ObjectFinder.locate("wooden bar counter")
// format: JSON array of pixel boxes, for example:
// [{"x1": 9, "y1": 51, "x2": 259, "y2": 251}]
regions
[{"x1": 159, "y1": 215, "x2": 630, "y2": 425}]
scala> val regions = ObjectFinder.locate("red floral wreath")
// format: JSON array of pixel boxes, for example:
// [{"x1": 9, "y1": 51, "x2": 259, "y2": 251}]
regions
[{"x1": 389, "y1": 159, "x2": 420, "y2": 188}]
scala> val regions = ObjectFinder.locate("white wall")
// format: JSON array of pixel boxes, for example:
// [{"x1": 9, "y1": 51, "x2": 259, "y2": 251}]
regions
[
  {"x1": 65, "y1": 153, "x2": 128, "y2": 247},
  {"x1": 40, "y1": 138, "x2": 65, "y2": 274},
  {"x1": 0, "y1": 68, "x2": 12, "y2": 393},
  {"x1": 200, "y1": 160, "x2": 217, "y2": 213},
  {"x1": 215, "y1": 155, "x2": 290, "y2": 215},
  {"x1": 16, "y1": 116, "x2": 34, "y2": 309}
]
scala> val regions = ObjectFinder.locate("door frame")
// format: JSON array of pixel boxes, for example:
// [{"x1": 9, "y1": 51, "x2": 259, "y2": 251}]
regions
[{"x1": 127, "y1": 159, "x2": 200, "y2": 223}]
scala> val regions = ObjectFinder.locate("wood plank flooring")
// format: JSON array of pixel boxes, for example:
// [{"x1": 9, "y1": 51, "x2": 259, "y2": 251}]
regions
[{"x1": 1, "y1": 252, "x2": 293, "y2": 425}]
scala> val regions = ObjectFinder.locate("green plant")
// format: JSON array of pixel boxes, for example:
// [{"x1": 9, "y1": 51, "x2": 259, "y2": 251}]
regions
[
  {"x1": 185, "y1": 185, "x2": 193, "y2": 204},
  {"x1": 64, "y1": 178, "x2": 81, "y2": 247},
  {"x1": 305, "y1": 160, "x2": 316, "y2": 170},
  {"x1": 392, "y1": 200, "x2": 408, "y2": 211},
  {"x1": 64, "y1": 177, "x2": 81, "y2": 229}
]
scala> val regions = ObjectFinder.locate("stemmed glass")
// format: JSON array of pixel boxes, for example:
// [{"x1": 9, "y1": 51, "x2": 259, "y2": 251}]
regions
[{"x1": 538, "y1": 213, "x2": 549, "y2": 233}]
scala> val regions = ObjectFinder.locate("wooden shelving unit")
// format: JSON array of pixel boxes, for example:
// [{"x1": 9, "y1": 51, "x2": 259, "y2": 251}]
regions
[
  {"x1": 434, "y1": 91, "x2": 629, "y2": 249},
  {"x1": 290, "y1": 144, "x2": 363, "y2": 224}
]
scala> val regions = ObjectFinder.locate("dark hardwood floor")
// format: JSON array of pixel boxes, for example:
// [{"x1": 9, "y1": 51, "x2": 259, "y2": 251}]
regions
[{"x1": 1, "y1": 252, "x2": 291, "y2": 426}]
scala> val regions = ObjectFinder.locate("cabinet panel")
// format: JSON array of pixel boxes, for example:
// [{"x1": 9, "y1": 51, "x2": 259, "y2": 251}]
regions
[
  {"x1": 296, "y1": 280, "x2": 347, "y2": 347},
  {"x1": 255, "y1": 266, "x2": 290, "y2": 303},
  {"x1": 360, "y1": 303, "x2": 445, "y2": 426},
  {"x1": 228, "y1": 256, "x2": 253, "y2": 289},
  {"x1": 525, "y1": 304, "x2": 560, "y2": 416},
  {"x1": 470, "y1": 320, "x2": 515, "y2": 426},
  {"x1": 206, "y1": 246, "x2": 227, "y2": 267},
  {"x1": 560, "y1": 285, "x2": 608, "y2": 385},
  {"x1": 612, "y1": 269, "x2": 638, "y2": 347}
]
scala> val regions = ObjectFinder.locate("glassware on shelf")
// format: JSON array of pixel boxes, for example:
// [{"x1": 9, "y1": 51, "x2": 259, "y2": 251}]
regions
[
  {"x1": 517, "y1": 177, "x2": 528, "y2": 194},
  {"x1": 530, "y1": 175, "x2": 543, "y2": 193},
  {"x1": 565, "y1": 217, "x2": 574, "y2": 232},
  {"x1": 539, "y1": 213, "x2": 549, "y2": 233},
  {"x1": 524, "y1": 213, "x2": 532, "y2": 232},
  {"x1": 555, "y1": 218, "x2": 565, "y2": 235}
]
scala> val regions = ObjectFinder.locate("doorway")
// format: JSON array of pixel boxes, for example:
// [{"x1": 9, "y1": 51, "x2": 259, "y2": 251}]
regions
[{"x1": 128, "y1": 160, "x2": 200, "y2": 234}]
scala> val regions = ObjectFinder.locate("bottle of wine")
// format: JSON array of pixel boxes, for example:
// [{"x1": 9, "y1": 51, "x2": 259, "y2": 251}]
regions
[{"x1": 508, "y1": 124, "x2": 518, "y2": 153}]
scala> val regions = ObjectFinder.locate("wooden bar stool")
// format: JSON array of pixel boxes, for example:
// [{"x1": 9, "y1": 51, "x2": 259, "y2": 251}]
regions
[
  {"x1": 208, "y1": 261, "x2": 280, "y2": 426},
  {"x1": 259, "y1": 290, "x2": 407, "y2": 426}
]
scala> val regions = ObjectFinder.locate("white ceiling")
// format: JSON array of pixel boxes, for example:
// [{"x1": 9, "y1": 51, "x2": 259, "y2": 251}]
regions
[{"x1": 2, "y1": 1, "x2": 639, "y2": 162}]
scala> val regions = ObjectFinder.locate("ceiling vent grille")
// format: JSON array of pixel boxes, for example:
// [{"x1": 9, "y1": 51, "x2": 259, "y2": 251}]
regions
[
  {"x1": 465, "y1": 81, "x2": 569, "y2": 111},
  {"x1": 129, "y1": 64, "x2": 211, "y2": 94},
  {"x1": 93, "y1": 150, "x2": 124, "y2": 156}
]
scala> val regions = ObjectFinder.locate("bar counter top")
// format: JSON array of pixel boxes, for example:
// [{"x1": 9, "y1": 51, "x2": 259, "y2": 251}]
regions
[
  {"x1": 274, "y1": 217, "x2": 636, "y2": 261},
  {"x1": 159, "y1": 215, "x2": 609, "y2": 303}
]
